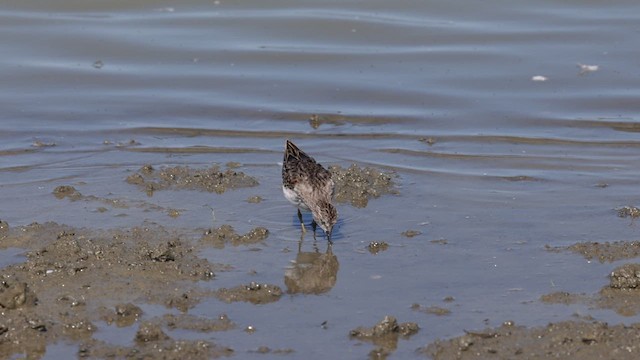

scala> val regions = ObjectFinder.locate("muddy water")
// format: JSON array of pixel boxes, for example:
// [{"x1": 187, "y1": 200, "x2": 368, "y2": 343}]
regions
[{"x1": 2, "y1": 0, "x2": 640, "y2": 359}]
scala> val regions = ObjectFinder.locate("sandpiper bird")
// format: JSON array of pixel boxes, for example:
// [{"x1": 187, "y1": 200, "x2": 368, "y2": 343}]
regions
[{"x1": 282, "y1": 140, "x2": 338, "y2": 240}]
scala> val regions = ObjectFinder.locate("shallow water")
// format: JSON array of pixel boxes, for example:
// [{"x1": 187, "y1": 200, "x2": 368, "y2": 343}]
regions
[{"x1": 1, "y1": 0, "x2": 640, "y2": 358}]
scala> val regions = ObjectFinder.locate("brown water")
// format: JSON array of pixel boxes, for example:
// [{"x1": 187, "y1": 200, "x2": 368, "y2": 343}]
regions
[{"x1": 1, "y1": 0, "x2": 640, "y2": 358}]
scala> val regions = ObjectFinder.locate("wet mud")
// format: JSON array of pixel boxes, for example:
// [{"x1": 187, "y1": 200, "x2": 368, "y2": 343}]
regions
[
  {"x1": 200, "y1": 225, "x2": 269, "y2": 248},
  {"x1": 0, "y1": 161, "x2": 405, "y2": 359},
  {"x1": 329, "y1": 164, "x2": 398, "y2": 208},
  {"x1": 126, "y1": 164, "x2": 259, "y2": 195},
  {"x1": 425, "y1": 238, "x2": 640, "y2": 358},
  {"x1": 0, "y1": 221, "x2": 233, "y2": 359},
  {"x1": 53, "y1": 185, "x2": 181, "y2": 217},
  {"x1": 215, "y1": 282, "x2": 283, "y2": 304},
  {"x1": 422, "y1": 319, "x2": 640, "y2": 359}
]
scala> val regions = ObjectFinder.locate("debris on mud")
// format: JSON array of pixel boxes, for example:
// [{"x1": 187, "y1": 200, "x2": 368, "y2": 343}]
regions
[
  {"x1": 350, "y1": 316, "x2": 419, "y2": 354},
  {"x1": 367, "y1": 241, "x2": 389, "y2": 254},
  {"x1": 215, "y1": 282, "x2": 282, "y2": 304},
  {"x1": 284, "y1": 246, "x2": 339, "y2": 294},
  {"x1": 329, "y1": 164, "x2": 397, "y2": 208},
  {"x1": 201, "y1": 225, "x2": 269, "y2": 248},
  {"x1": 126, "y1": 164, "x2": 259, "y2": 195},
  {"x1": 421, "y1": 320, "x2": 640, "y2": 359}
]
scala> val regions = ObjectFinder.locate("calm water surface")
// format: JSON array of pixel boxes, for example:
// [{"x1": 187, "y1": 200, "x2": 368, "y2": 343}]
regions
[{"x1": 1, "y1": 0, "x2": 640, "y2": 358}]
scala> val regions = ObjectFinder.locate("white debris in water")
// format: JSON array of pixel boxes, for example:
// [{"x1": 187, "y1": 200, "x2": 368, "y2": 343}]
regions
[
  {"x1": 154, "y1": 7, "x2": 175, "y2": 12},
  {"x1": 577, "y1": 63, "x2": 599, "y2": 74},
  {"x1": 93, "y1": 60, "x2": 103, "y2": 69},
  {"x1": 531, "y1": 75, "x2": 548, "y2": 82}
]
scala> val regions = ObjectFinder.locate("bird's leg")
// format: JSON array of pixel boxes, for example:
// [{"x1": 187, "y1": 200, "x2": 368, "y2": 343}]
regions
[
  {"x1": 298, "y1": 209, "x2": 306, "y2": 233},
  {"x1": 311, "y1": 220, "x2": 317, "y2": 238}
]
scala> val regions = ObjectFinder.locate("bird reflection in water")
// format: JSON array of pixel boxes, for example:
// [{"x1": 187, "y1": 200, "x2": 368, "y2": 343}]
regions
[{"x1": 284, "y1": 236, "x2": 339, "y2": 295}]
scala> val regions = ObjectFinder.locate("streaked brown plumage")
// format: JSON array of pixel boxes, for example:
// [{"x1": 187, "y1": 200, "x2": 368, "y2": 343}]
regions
[{"x1": 282, "y1": 140, "x2": 337, "y2": 240}]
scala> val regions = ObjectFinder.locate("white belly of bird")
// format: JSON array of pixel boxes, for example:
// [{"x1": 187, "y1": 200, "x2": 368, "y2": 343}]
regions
[{"x1": 282, "y1": 185, "x2": 310, "y2": 211}]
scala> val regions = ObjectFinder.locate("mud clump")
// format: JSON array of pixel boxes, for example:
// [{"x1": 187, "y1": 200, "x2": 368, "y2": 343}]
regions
[
  {"x1": 0, "y1": 281, "x2": 37, "y2": 310},
  {"x1": 540, "y1": 291, "x2": 585, "y2": 305},
  {"x1": 350, "y1": 316, "x2": 419, "y2": 355},
  {"x1": 329, "y1": 164, "x2": 397, "y2": 208},
  {"x1": 617, "y1": 206, "x2": 640, "y2": 219},
  {"x1": 610, "y1": 263, "x2": 640, "y2": 289},
  {"x1": 367, "y1": 241, "x2": 389, "y2": 254},
  {"x1": 422, "y1": 320, "x2": 640, "y2": 359},
  {"x1": 596, "y1": 263, "x2": 640, "y2": 316},
  {"x1": 247, "y1": 195, "x2": 263, "y2": 203},
  {"x1": 53, "y1": 185, "x2": 83, "y2": 201},
  {"x1": 201, "y1": 225, "x2": 269, "y2": 248},
  {"x1": 99, "y1": 303, "x2": 143, "y2": 327},
  {"x1": 402, "y1": 230, "x2": 422, "y2": 238},
  {"x1": 126, "y1": 164, "x2": 258, "y2": 195},
  {"x1": 551, "y1": 241, "x2": 640, "y2": 263},
  {"x1": 215, "y1": 282, "x2": 282, "y2": 304}
]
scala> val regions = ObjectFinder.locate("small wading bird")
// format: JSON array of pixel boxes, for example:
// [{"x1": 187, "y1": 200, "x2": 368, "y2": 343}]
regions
[{"x1": 282, "y1": 140, "x2": 338, "y2": 241}]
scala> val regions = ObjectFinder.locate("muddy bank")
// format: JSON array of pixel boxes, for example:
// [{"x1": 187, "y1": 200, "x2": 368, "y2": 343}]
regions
[
  {"x1": 542, "y1": 262, "x2": 640, "y2": 317},
  {"x1": 542, "y1": 239, "x2": 640, "y2": 316},
  {"x1": 422, "y1": 319, "x2": 640, "y2": 359},
  {"x1": 0, "y1": 221, "x2": 234, "y2": 359},
  {"x1": 329, "y1": 164, "x2": 398, "y2": 208},
  {"x1": 547, "y1": 240, "x2": 640, "y2": 263},
  {"x1": 126, "y1": 164, "x2": 259, "y2": 195}
]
